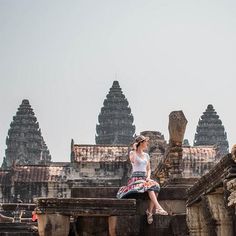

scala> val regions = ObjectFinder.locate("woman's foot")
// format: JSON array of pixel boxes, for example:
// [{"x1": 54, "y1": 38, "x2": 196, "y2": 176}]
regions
[
  {"x1": 146, "y1": 210, "x2": 153, "y2": 224},
  {"x1": 155, "y1": 208, "x2": 168, "y2": 215}
]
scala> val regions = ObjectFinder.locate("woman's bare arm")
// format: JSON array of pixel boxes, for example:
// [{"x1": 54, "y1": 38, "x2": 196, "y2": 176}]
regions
[
  {"x1": 129, "y1": 151, "x2": 135, "y2": 163},
  {"x1": 146, "y1": 160, "x2": 151, "y2": 179}
]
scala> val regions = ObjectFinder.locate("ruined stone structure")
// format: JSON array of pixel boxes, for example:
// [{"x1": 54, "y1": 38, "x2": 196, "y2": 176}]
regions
[
  {"x1": 0, "y1": 99, "x2": 234, "y2": 235},
  {"x1": 96, "y1": 81, "x2": 135, "y2": 145},
  {"x1": 187, "y1": 147, "x2": 236, "y2": 236},
  {"x1": 194, "y1": 104, "x2": 229, "y2": 157},
  {"x1": 0, "y1": 143, "x2": 130, "y2": 203},
  {"x1": 35, "y1": 110, "x2": 193, "y2": 236},
  {"x1": 0, "y1": 140, "x2": 218, "y2": 205},
  {"x1": 0, "y1": 163, "x2": 71, "y2": 203},
  {"x1": 182, "y1": 146, "x2": 217, "y2": 178},
  {"x1": 2, "y1": 99, "x2": 51, "y2": 168},
  {"x1": 141, "y1": 130, "x2": 218, "y2": 180},
  {"x1": 70, "y1": 142, "x2": 130, "y2": 187},
  {"x1": 167, "y1": 110, "x2": 188, "y2": 178}
]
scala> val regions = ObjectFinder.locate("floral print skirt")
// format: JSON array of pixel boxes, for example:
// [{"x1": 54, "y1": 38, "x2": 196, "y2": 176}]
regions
[{"x1": 116, "y1": 171, "x2": 160, "y2": 199}]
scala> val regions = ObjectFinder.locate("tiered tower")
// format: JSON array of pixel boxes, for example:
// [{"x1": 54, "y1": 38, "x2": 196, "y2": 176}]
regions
[
  {"x1": 2, "y1": 99, "x2": 51, "y2": 168},
  {"x1": 96, "y1": 81, "x2": 135, "y2": 145},
  {"x1": 194, "y1": 104, "x2": 229, "y2": 156}
]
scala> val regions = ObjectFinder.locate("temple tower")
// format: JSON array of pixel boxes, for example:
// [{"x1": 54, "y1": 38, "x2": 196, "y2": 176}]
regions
[
  {"x1": 96, "y1": 81, "x2": 135, "y2": 145},
  {"x1": 2, "y1": 99, "x2": 51, "y2": 168},
  {"x1": 194, "y1": 104, "x2": 229, "y2": 156}
]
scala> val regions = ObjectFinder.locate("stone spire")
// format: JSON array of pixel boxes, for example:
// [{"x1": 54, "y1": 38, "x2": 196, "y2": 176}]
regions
[
  {"x1": 96, "y1": 81, "x2": 135, "y2": 145},
  {"x1": 2, "y1": 99, "x2": 51, "y2": 168},
  {"x1": 194, "y1": 104, "x2": 229, "y2": 156}
]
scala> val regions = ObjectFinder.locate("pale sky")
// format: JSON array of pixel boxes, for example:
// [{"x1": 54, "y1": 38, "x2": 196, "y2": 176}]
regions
[{"x1": 0, "y1": 0, "x2": 235, "y2": 162}]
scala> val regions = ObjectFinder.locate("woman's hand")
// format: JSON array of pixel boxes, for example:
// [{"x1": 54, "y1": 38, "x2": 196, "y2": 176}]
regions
[{"x1": 146, "y1": 177, "x2": 151, "y2": 181}]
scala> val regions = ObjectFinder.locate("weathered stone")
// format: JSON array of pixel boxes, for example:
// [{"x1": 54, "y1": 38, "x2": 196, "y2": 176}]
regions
[
  {"x1": 187, "y1": 154, "x2": 235, "y2": 206},
  {"x1": 0, "y1": 222, "x2": 38, "y2": 235},
  {"x1": 168, "y1": 111, "x2": 187, "y2": 178},
  {"x1": 231, "y1": 144, "x2": 236, "y2": 162},
  {"x1": 186, "y1": 202, "x2": 210, "y2": 236},
  {"x1": 206, "y1": 192, "x2": 233, "y2": 236},
  {"x1": 187, "y1": 151, "x2": 236, "y2": 236},
  {"x1": 182, "y1": 145, "x2": 217, "y2": 178},
  {"x1": 35, "y1": 197, "x2": 136, "y2": 216},
  {"x1": 37, "y1": 213, "x2": 69, "y2": 236},
  {"x1": 168, "y1": 111, "x2": 187, "y2": 147}
]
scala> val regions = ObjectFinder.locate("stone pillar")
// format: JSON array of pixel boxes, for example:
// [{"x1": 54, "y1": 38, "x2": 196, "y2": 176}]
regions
[
  {"x1": 108, "y1": 216, "x2": 117, "y2": 236},
  {"x1": 186, "y1": 204, "x2": 199, "y2": 236},
  {"x1": 187, "y1": 203, "x2": 208, "y2": 236},
  {"x1": 37, "y1": 213, "x2": 70, "y2": 236},
  {"x1": 206, "y1": 192, "x2": 233, "y2": 236}
]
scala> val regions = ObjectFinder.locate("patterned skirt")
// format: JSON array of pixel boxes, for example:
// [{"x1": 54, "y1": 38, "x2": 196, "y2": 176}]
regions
[{"x1": 116, "y1": 171, "x2": 160, "y2": 199}]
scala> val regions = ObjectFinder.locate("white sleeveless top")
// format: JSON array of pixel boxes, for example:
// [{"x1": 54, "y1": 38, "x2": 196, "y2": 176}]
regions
[{"x1": 131, "y1": 152, "x2": 150, "y2": 173}]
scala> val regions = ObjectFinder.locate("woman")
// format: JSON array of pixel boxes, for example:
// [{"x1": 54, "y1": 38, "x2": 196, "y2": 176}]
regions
[{"x1": 117, "y1": 135, "x2": 168, "y2": 224}]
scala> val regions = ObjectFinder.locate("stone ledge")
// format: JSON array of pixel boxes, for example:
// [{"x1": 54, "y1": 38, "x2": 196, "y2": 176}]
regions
[
  {"x1": 0, "y1": 203, "x2": 36, "y2": 211},
  {"x1": 0, "y1": 222, "x2": 38, "y2": 234},
  {"x1": 35, "y1": 197, "x2": 136, "y2": 216}
]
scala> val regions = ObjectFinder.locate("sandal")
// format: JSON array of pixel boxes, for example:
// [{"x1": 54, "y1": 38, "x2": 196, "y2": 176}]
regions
[
  {"x1": 155, "y1": 208, "x2": 168, "y2": 215},
  {"x1": 146, "y1": 210, "x2": 153, "y2": 224}
]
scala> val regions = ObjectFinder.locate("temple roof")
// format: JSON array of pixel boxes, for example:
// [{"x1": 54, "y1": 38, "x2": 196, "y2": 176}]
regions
[
  {"x1": 72, "y1": 144, "x2": 129, "y2": 162},
  {"x1": 182, "y1": 146, "x2": 217, "y2": 162},
  {"x1": 0, "y1": 165, "x2": 69, "y2": 183}
]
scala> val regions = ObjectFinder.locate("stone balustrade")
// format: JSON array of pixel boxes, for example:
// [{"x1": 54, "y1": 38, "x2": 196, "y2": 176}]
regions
[{"x1": 187, "y1": 153, "x2": 236, "y2": 236}]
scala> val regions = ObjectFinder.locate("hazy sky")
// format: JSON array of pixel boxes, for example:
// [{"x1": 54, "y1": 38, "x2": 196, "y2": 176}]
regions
[{"x1": 0, "y1": 0, "x2": 236, "y2": 162}]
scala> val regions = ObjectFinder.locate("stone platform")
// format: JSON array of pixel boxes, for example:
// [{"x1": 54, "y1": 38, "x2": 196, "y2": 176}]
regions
[{"x1": 35, "y1": 184, "x2": 191, "y2": 236}]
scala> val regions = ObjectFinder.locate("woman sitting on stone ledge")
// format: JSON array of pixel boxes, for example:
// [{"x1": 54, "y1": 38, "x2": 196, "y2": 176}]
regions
[{"x1": 117, "y1": 135, "x2": 168, "y2": 224}]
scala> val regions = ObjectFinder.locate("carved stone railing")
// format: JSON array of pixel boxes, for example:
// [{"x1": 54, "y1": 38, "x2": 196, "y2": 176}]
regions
[
  {"x1": 187, "y1": 153, "x2": 235, "y2": 206},
  {"x1": 227, "y1": 144, "x2": 236, "y2": 207},
  {"x1": 187, "y1": 152, "x2": 236, "y2": 236}
]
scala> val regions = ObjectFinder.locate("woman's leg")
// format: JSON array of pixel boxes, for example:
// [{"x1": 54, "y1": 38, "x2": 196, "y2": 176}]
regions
[
  {"x1": 148, "y1": 199, "x2": 155, "y2": 213},
  {"x1": 147, "y1": 191, "x2": 163, "y2": 210},
  {"x1": 146, "y1": 194, "x2": 155, "y2": 224}
]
